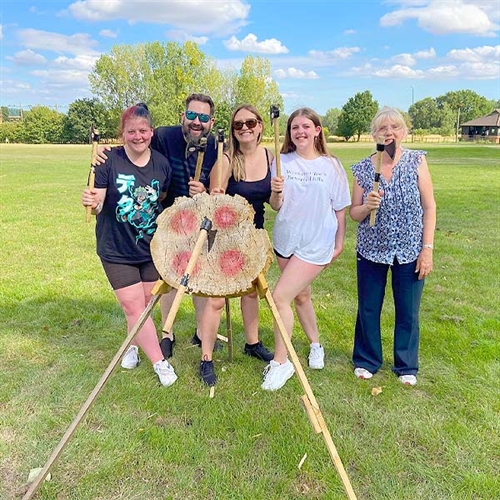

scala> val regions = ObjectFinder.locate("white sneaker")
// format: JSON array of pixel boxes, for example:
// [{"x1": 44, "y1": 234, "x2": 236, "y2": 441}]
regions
[
  {"x1": 121, "y1": 345, "x2": 140, "y2": 369},
  {"x1": 308, "y1": 343, "x2": 324, "y2": 369},
  {"x1": 399, "y1": 375, "x2": 417, "y2": 386},
  {"x1": 354, "y1": 367, "x2": 373, "y2": 380},
  {"x1": 153, "y1": 359, "x2": 178, "y2": 387},
  {"x1": 261, "y1": 359, "x2": 295, "y2": 391}
]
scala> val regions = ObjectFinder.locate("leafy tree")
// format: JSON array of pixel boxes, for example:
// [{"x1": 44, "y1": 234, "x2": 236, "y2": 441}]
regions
[
  {"x1": 62, "y1": 98, "x2": 111, "y2": 143},
  {"x1": 0, "y1": 121, "x2": 23, "y2": 143},
  {"x1": 408, "y1": 98, "x2": 442, "y2": 131},
  {"x1": 322, "y1": 108, "x2": 341, "y2": 136},
  {"x1": 436, "y1": 89, "x2": 492, "y2": 124},
  {"x1": 233, "y1": 56, "x2": 283, "y2": 132},
  {"x1": 337, "y1": 91, "x2": 378, "y2": 141},
  {"x1": 21, "y1": 106, "x2": 64, "y2": 144}
]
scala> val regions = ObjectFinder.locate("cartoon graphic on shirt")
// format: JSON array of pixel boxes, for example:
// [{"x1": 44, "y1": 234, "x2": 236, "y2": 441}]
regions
[{"x1": 115, "y1": 174, "x2": 161, "y2": 243}]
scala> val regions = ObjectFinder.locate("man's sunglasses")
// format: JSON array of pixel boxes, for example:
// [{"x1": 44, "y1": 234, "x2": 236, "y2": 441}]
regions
[
  {"x1": 185, "y1": 110, "x2": 211, "y2": 123},
  {"x1": 233, "y1": 119, "x2": 259, "y2": 130}
]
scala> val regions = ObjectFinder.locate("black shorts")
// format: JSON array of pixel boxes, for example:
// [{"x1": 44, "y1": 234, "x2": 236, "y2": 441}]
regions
[
  {"x1": 274, "y1": 249, "x2": 292, "y2": 260},
  {"x1": 100, "y1": 259, "x2": 159, "y2": 290}
]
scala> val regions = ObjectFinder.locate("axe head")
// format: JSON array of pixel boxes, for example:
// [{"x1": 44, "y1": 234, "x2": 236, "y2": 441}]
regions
[
  {"x1": 206, "y1": 229, "x2": 218, "y2": 253},
  {"x1": 270, "y1": 105, "x2": 280, "y2": 121},
  {"x1": 217, "y1": 128, "x2": 224, "y2": 143}
]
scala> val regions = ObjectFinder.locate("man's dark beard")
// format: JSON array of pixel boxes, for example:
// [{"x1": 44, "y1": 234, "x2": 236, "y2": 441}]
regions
[{"x1": 182, "y1": 122, "x2": 210, "y2": 146}]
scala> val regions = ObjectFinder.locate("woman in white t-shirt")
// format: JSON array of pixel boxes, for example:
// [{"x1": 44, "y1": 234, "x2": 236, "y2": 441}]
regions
[{"x1": 262, "y1": 107, "x2": 351, "y2": 391}]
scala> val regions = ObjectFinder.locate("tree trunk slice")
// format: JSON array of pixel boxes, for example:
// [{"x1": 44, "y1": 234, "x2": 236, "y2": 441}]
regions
[{"x1": 151, "y1": 193, "x2": 273, "y2": 297}]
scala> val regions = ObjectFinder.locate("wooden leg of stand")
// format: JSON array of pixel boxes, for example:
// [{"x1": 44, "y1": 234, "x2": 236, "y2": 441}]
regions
[
  {"x1": 22, "y1": 293, "x2": 161, "y2": 500},
  {"x1": 257, "y1": 273, "x2": 357, "y2": 500}
]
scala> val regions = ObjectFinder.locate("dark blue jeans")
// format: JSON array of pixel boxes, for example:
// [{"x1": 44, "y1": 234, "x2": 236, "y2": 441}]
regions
[{"x1": 353, "y1": 254, "x2": 424, "y2": 376}]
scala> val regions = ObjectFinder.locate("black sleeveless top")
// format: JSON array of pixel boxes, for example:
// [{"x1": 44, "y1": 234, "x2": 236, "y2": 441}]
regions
[{"x1": 226, "y1": 148, "x2": 272, "y2": 229}]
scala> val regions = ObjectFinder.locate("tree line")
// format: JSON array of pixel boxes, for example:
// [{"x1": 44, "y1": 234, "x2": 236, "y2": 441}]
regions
[{"x1": 0, "y1": 41, "x2": 498, "y2": 144}]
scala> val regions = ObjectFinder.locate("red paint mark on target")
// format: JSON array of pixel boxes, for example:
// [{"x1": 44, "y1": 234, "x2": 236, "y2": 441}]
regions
[
  {"x1": 170, "y1": 209, "x2": 198, "y2": 235},
  {"x1": 219, "y1": 249, "x2": 245, "y2": 277},
  {"x1": 214, "y1": 206, "x2": 238, "y2": 229},
  {"x1": 172, "y1": 251, "x2": 200, "y2": 277}
]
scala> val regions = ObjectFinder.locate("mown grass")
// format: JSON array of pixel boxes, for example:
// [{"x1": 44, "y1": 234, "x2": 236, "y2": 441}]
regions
[{"x1": 0, "y1": 142, "x2": 499, "y2": 500}]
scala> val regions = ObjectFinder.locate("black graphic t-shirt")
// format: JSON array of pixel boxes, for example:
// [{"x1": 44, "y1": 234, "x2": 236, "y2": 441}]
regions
[{"x1": 94, "y1": 146, "x2": 171, "y2": 264}]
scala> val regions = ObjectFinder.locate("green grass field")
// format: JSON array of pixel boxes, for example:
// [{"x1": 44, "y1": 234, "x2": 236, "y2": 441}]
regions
[{"x1": 1, "y1": 142, "x2": 499, "y2": 500}]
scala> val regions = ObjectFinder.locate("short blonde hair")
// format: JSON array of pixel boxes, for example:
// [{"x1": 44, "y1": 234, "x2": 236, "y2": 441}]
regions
[{"x1": 370, "y1": 106, "x2": 408, "y2": 136}]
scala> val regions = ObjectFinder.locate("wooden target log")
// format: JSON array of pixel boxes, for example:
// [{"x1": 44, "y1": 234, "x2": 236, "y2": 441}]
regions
[{"x1": 151, "y1": 192, "x2": 273, "y2": 297}]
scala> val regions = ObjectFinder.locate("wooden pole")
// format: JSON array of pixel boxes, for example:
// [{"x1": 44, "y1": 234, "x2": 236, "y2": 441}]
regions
[
  {"x1": 193, "y1": 137, "x2": 208, "y2": 182},
  {"x1": 216, "y1": 129, "x2": 224, "y2": 190},
  {"x1": 22, "y1": 291, "x2": 162, "y2": 500},
  {"x1": 270, "y1": 105, "x2": 281, "y2": 177},
  {"x1": 85, "y1": 126, "x2": 100, "y2": 223},
  {"x1": 257, "y1": 273, "x2": 357, "y2": 500},
  {"x1": 369, "y1": 137, "x2": 385, "y2": 227}
]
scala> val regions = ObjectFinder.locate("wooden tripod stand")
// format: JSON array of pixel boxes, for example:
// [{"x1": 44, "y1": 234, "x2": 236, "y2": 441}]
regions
[{"x1": 23, "y1": 215, "x2": 357, "y2": 500}]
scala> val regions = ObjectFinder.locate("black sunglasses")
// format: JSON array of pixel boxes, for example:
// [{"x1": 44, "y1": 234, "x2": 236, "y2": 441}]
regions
[
  {"x1": 185, "y1": 110, "x2": 211, "y2": 123},
  {"x1": 233, "y1": 119, "x2": 259, "y2": 130}
]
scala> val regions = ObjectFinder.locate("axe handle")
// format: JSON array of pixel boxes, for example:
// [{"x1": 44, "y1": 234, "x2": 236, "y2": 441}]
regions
[
  {"x1": 273, "y1": 118, "x2": 281, "y2": 177},
  {"x1": 85, "y1": 136, "x2": 99, "y2": 223},
  {"x1": 194, "y1": 151, "x2": 205, "y2": 182}
]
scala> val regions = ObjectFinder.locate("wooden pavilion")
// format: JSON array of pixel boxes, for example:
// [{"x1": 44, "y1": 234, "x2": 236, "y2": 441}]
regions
[{"x1": 460, "y1": 109, "x2": 500, "y2": 143}]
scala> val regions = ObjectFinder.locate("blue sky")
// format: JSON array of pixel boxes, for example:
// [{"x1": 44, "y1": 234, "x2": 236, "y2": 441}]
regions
[{"x1": 1, "y1": 0, "x2": 499, "y2": 115}]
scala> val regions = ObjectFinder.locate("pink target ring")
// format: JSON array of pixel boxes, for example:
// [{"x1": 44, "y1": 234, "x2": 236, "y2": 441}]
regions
[
  {"x1": 172, "y1": 251, "x2": 201, "y2": 277},
  {"x1": 219, "y1": 249, "x2": 246, "y2": 277},
  {"x1": 170, "y1": 209, "x2": 198, "y2": 235},
  {"x1": 214, "y1": 206, "x2": 238, "y2": 229}
]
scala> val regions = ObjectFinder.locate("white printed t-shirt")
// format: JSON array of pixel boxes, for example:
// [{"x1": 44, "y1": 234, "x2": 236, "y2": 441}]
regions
[{"x1": 271, "y1": 152, "x2": 351, "y2": 265}]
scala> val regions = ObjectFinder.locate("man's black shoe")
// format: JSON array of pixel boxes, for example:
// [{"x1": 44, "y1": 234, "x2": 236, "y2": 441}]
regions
[
  {"x1": 192, "y1": 329, "x2": 224, "y2": 351},
  {"x1": 244, "y1": 341, "x2": 274, "y2": 362},
  {"x1": 199, "y1": 360, "x2": 217, "y2": 386},
  {"x1": 160, "y1": 333, "x2": 175, "y2": 359}
]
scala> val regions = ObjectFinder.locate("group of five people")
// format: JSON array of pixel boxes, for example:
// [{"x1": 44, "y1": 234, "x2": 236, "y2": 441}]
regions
[{"x1": 81, "y1": 93, "x2": 436, "y2": 392}]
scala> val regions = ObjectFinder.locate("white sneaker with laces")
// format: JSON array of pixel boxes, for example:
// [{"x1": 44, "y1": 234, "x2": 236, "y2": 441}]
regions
[
  {"x1": 398, "y1": 375, "x2": 417, "y2": 386},
  {"x1": 261, "y1": 359, "x2": 295, "y2": 391},
  {"x1": 121, "y1": 345, "x2": 140, "y2": 369},
  {"x1": 308, "y1": 343, "x2": 324, "y2": 369},
  {"x1": 153, "y1": 359, "x2": 178, "y2": 387},
  {"x1": 354, "y1": 367, "x2": 373, "y2": 380}
]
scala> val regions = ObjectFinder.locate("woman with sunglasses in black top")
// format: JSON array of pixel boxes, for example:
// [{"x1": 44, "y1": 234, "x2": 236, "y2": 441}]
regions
[{"x1": 197, "y1": 104, "x2": 275, "y2": 386}]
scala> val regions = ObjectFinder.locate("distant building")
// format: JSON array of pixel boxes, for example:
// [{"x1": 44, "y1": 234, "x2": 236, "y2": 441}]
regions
[{"x1": 460, "y1": 109, "x2": 500, "y2": 143}]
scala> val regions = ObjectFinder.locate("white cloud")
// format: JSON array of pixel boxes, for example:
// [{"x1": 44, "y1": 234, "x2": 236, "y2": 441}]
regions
[
  {"x1": 447, "y1": 44, "x2": 500, "y2": 62},
  {"x1": 17, "y1": 29, "x2": 99, "y2": 56},
  {"x1": 274, "y1": 67, "x2": 319, "y2": 79},
  {"x1": 8, "y1": 49, "x2": 47, "y2": 66},
  {"x1": 166, "y1": 30, "x2": 209, "y2": 46},
  {"x1": 99, "y1": 29, "x2": 117, "y2": 38},
  {"x1": 392, "y1": 53, "x2": 416, "y2": 66},
  {"x1": 67, "y1": 0, "x2": 250, "y2": 36},
  {"x1": 52, "y1": 54, "x2": 99, "y2": 70},
  {"x1": 0, "y1": 79, "x2": 31, "y2": 96},
  {"x1": 414, "y1": 47, "x2": 436, "y2": 59},
  {"x1": 224, "y1": 33, "x2": 288, "y2": 54},
  {"x1": 373, "y1": 64, "x2": 426, "y2": 79},
  {"x1": 0, "y1": 25, "x2": 3, "y2": 40},
  {"x1": 344, "y1": 29, "x2": 356, "y2": 35},
  {"x1": 426, "y1": 65, "x2": 460, "y2": 77},
  {"x1": 380, "y1": 0, "x2": 499, "y2": 36},
  {"x1": 308, "y1": 47, "x2": 360, "y2": 61}
]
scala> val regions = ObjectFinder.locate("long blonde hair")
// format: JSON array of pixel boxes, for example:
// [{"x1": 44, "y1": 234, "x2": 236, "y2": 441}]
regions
[{"x1": 228, "y1": 104, "x2": 263, "y2": 182}]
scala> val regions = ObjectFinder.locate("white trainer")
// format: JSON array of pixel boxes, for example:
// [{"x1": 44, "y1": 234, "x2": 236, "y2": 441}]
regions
[
  {"x1": 121, "y1": 345, "x2": 140, "y2": 369},
  {"x1": 308, "y1": 343, "x2": 324, "y2": 369},
  {"x1": 153, "y1": 359, "x2": 178, "y2": 387},
  {"x1": 261, "y1": 359, "x2": 295, "y2": 391},
  {"x1": 354, "y1": 367, "x2": 373, "y2": 380},
  {"x1": 399, "y1": 375, "x2": 417, "y2": 386}
]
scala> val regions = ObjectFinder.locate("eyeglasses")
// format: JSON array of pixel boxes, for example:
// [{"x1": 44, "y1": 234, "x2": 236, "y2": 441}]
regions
[
  {"x1": 233, "y1": 119, "x2": 259, "y2": 130},
  {"x1": 185, "y1": 110, "x2": 211, "y2": 123}
]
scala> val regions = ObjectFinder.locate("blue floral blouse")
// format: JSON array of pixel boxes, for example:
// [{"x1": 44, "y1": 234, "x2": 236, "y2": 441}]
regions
[{"x1": 351, "y1": 148, "x2": 426, "y2": 265}]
